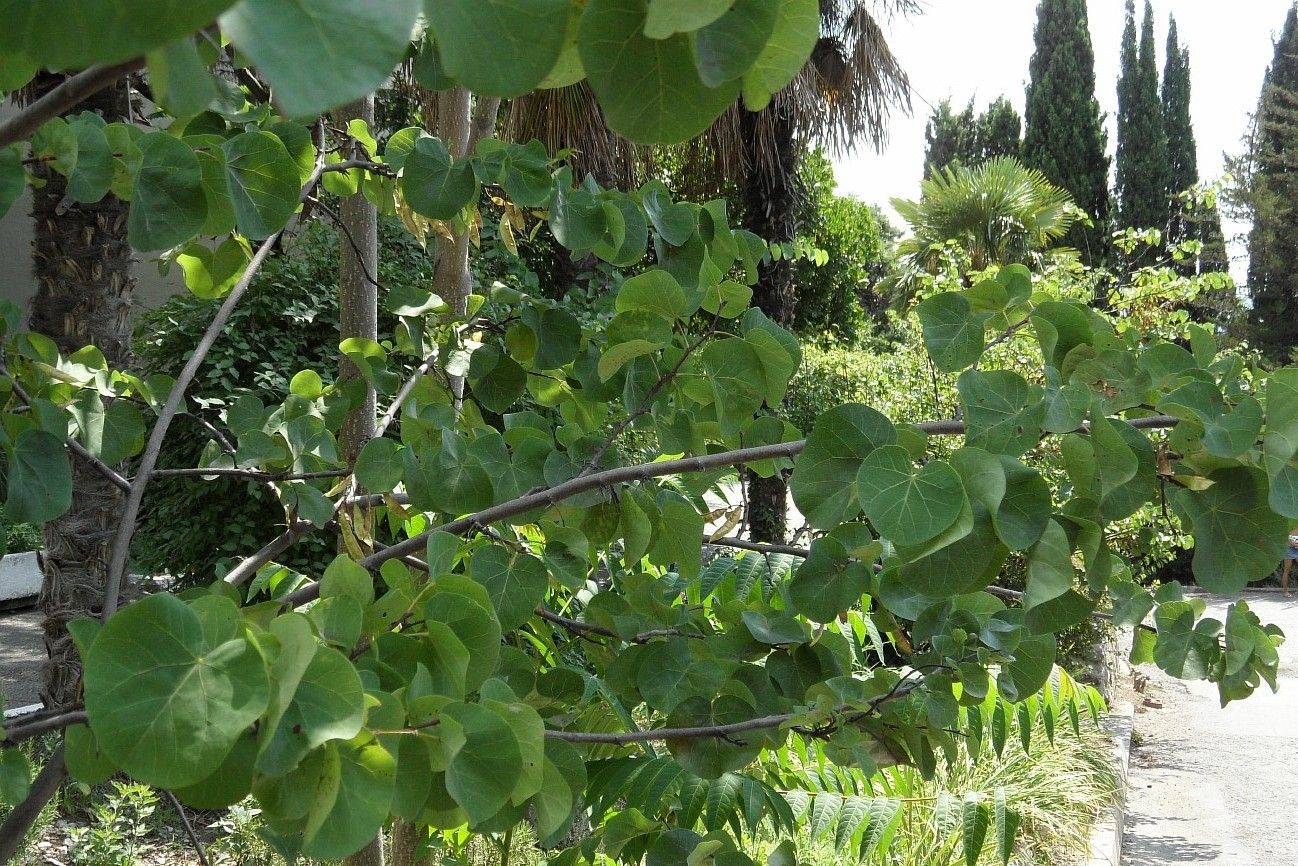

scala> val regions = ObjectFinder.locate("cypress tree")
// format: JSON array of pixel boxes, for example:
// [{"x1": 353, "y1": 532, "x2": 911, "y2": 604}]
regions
[
  {"x1": 923, "y1": 99, "x2": 976, "y2": 178},
  {"x1": 1115, "y1": 0, "x2": 1169, "y2": 232},
  {"x1": 1162, "y1": 17, "x2": 1198, "y2": 221},
  {"x1": 1246, "y1": 3, "x2": 1298, "y2": 358},
  {"x1": 924, "y1": 97, "x2": 1022, "y2": 180},
  {"x1": 1023, "y1": 0, "x2": 1110, "y2": 263},
  {"x1": 974, "y1": 97, "x2": 1022, "y2": 162}
]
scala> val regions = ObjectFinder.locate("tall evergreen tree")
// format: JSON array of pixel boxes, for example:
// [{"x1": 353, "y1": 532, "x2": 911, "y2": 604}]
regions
[
  {"x1": 923, "y1": 98, "x2": 976, "y2": 178},
  {"x1": 1245, "y1": 3, "x2": 1298, "y2": 357},
  {"x1": 924, "y1": 97, "x2": 1021, "y2": 179},
  {"x1": 1162, "y1": 17, "x2": 1197, "y2": 217},
  {"x1": 1115, "y1": 0, "x2": 1169, "y2": 232},
  {"x1": 974, "y1": 97, "x2": 1022, "y2": 163},
  {"x1": 1161, "y1": 14, "x2": 1223, "y2": 279},
  {"x1": 1023, "y1": 0, "x2": 1110, "y2": 263}
]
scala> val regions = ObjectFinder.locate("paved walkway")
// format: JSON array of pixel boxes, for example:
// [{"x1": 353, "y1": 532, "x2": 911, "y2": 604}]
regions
[
  {"x1": 1120, "y1": 591, "x2": 1298, "y2": 865},
  {"x1": 0, "y1": 607, "x2": 43, "y2": 709}
]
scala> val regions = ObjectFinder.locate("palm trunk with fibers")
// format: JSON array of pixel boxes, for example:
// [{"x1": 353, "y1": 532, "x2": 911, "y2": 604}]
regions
[
  {"x1": 23, "y1": 74, "x2": 134, "y2": 707},
  {"x1": 741, "y1": 103, "x2": 799, "y2": 544},
  {"x1": 337, "y1": 95, "x2": 385, "y2": 866}
]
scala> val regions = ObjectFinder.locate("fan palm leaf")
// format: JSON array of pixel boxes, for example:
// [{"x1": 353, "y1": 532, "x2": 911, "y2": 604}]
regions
[{"x1": 893, "y1": 156, "x2": 1078, "y2": 275}]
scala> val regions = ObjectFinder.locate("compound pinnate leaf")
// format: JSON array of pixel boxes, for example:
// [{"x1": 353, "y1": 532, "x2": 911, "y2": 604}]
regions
[{"x1": 83, "y1": 593, "x2": 270, "y2": 788}]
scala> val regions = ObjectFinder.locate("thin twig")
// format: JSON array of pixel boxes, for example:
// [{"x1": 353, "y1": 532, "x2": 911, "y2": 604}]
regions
[
  {"x1": 163, "y1": 791, "x2": 211, "y2": 866},
  {"x1": 576, "y1": 322, "x2": 715, "y2": 478},
  {"x1": 534, "y1": 606, "x2": 699, "y2": 644},
  {"x1": 544, "y1": 685, "x2": 919, "y2": 745}
]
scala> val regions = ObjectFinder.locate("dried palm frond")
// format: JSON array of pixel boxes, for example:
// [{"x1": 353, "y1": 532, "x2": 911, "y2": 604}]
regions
[
  {"x1": 506, "y1": 0, "x2": 914, "y2": 191},
  {"x1": 503, "y1": 81, "x2": 646, "y2": 188}
]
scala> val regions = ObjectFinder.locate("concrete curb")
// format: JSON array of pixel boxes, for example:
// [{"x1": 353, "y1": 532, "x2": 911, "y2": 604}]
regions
[{"x1": 1086, "y1": 701, "x2": 1134, "y2": 866}]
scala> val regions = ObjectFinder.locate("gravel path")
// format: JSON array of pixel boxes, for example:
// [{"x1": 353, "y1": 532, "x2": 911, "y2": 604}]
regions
[{"x1": 1120, "y1": 591, "x2": 1298, "y2": 866}]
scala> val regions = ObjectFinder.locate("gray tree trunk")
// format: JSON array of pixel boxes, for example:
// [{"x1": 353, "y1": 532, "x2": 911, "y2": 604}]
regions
[{"x1": 336, "y1": 94, "x2": 384, "y2": 866}]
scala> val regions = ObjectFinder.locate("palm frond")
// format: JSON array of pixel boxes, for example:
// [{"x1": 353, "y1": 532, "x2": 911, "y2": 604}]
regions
[{"x1": 894, "y1": 156, "x2": 1078, "y2": 274}]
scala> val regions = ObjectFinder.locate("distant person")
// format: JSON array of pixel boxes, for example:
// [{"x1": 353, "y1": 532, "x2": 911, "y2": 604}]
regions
[{"x1": 1283, "y1": 526, "x2": 1298, "y2": 597}]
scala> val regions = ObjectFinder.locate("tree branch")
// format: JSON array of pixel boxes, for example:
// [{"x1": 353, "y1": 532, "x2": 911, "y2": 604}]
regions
[
  {"x1": 101, "y1": 157, "x2": 330, "y2": 617},
  {"x1": 0, "y1": 746, "x2": 65, "y2": 865},
  {"x1": 543, "y1": 684, "x2": 919, "y2": 744},
  {"x1": 221, "y1": 523, "x2": 313, "y2": 587},
  {"x1": 0, "y1": 59, "x2": 143, "y2": 147},
  {"x1": 289, "y1": 414, "x2": 1182, "y2": 607},
  {"x1": 100, "y1": 231, "x2": 285, "y2": 615},
  {"x1": 148, "y1": 467, "x2": 348, "y2": 482},
  {"x1": 708, "y1": 536, "x2": 810, "y2": 557},
  {"x1": 0, "y1": 709, "x2": 87, "y2": 747}
]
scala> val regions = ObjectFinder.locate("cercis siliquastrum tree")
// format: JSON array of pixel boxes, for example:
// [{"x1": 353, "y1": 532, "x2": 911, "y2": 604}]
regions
[{"x1": 0, "y1": 2, "x2": 1289, "y2": 865}]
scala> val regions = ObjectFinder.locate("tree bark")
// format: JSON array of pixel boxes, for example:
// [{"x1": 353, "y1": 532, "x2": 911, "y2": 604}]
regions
[
  {"x1": 25, "y1": 75, "x2": 134, "y2": 707},
  {"x1": 432, "y1": 89, "x2": 499, "y2": 407},
  {"x1": 740, "y1": 103, "x2": 799, "y2": 543},
  {"x1": 390, "y1": 821, "x2": 429, "y2": 866},
  {"x1": 336, "y1": 95, "x2": 384, "y2": 866},
  {"x1": 338, "y1": 96, "x2": 380, "y2": 462}
]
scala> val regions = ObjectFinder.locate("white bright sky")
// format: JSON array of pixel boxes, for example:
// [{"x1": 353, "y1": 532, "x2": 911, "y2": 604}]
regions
[{"x1": 830, "y1": 0, "x2": 1295, "y2": 276}]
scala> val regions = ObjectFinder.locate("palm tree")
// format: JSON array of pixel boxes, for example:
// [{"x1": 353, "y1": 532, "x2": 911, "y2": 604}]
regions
[
  {"x1": 14, "y1": 74, "x2": 136, "y2": 707},
  {"x1": 505, "y1": 1, "x2": 915, "y2": 541},
  {"x1": 890, "y1": 156, "x2": 1077, "y2": 290}
]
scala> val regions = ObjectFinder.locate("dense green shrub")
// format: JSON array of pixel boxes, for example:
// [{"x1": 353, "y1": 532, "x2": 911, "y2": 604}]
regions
[
  {"x1": 133, "y1": 211, "x2": 554, "y2": 584},
  {"x1": 790, "y1": 153, "x2": 891, "y2": 342},
  {"x1": 3, "y1": 522, "x2": 42, "y2": 555},
  {"x1": 133, "y1": 220, "x2": 432, "y2": 583},
  {"x1": 782, "y1": 330, "x2": 942, "y2": 436}
]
